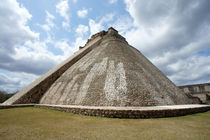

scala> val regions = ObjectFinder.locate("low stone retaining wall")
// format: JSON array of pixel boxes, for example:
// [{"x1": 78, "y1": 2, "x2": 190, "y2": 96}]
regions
[
  {"x1": 34, "y1": 104, "x2": 210, "y2": 118},
  {"x1": 1, "y1": 104, "x2": 209, "y2": 119}
]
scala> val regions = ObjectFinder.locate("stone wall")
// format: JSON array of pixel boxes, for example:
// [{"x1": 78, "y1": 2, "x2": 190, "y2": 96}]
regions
[
  {"x1": 35, "y1": 105, "x2": 210, "y2": 118},
  {"x1": 179, "y1": 83, "x2": 210, "y2": 104},
  {"x1": 1, "y1": 104, "x2": 209, "y2": 118}
]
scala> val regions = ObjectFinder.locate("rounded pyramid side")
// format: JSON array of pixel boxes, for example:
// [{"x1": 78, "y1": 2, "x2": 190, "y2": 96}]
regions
[{"x1": 40, "y1": 29, "x2": 197, "y2": 106}]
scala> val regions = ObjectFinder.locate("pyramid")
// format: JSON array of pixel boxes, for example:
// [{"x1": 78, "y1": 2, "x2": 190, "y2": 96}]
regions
[{"x1": 3, "y1": 27, "x2": 197, "y2": 106}]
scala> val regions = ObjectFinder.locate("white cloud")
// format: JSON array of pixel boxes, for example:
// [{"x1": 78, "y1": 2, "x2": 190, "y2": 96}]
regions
[
  {"x1": 0, "y1": 0, "x2": 39, "y2": 55},
  {"x1": 77, "y1": 8, "x2": 88, "y2": 18},
  {"x1": 40, "y1": 11, "x2": 55, "y2": 31},
  {"x1": 124, "y1": 0, "x2": 174, "y2": 27},
  {"x1": 89, "y1": 13, "x2": 114, "y2": 35},
  {"x1": 54, "y1": 39, "x2": 79, "y2": 58},
  {"x1": 168, "y1": 55, "x2": 210, "y2": 85},
  {"x1": 0, "y1": 33, "x2": 87, "y2": 92},
  {"x1": 72, "y1": 37, "x2": 86, "y2": 49},
  {"x1": 72, "y1": 0, "x2": 77, "y2": 3},
  {"x1": 75, "y1": 24, "x2": 89, "y2": 36},
  {"x1": 109, "y1": 0, "x2": 118, "y2": 4},
  {"x1": 89, "y1": 19, "x2": 104, "y2": 35},
  {"x1": 111, "y1": 15, "x2": 133, "y2": 34},
  {"x1": 123, "y1": 0, "x2": 210, "y2": 85},
  {"x1": 10, "y1": 40, "x2": 58, "y2": 75},
  {"x1": 56, "y1": 0, "x2": 70, "y2": 28},
  {"x1": 0, "y1": 0, "x2": 49, "y2": 76},
  {"x1": 0, "y1": 0, "x2": 85, "y2": 92},
  {"x1": 0, "y1": 70, "x2": 38, "y2": 93},
  {"x1": 100, "y1": 13, "x2": 115, "y2": 24}
]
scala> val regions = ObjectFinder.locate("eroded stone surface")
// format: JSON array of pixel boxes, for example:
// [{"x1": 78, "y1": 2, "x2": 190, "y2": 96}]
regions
[
  {"x1": 3, "y1": 27, "x2": 199, "y2": 106},
  {"x1": 104, "y1": 61, "x2": 127, "y2": 104},
  {"x1": 39, "y1": 29, "x2": 197, "y2": 106},
  {"x1": 75, "y1": 57, "x2": 108, "y2": 104}
]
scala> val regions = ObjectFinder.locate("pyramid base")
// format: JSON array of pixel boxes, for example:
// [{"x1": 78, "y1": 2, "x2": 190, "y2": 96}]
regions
[{"x1": 1, "y1": 104, "x2": 209, "y2": 118}]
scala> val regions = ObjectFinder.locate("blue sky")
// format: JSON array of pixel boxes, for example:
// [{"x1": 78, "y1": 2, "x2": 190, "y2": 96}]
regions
[
  {"x1": 0, "y1": 0, "x2": 210, "y2": 92},
  {"x1": 19, "y1": 0, "x2": 128, "y2": 43}
]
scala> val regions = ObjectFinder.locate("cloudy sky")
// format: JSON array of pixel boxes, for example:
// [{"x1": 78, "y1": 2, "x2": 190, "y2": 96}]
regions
[{"x1": 0, "y1": 0, "x2": 210, "y2": 93}]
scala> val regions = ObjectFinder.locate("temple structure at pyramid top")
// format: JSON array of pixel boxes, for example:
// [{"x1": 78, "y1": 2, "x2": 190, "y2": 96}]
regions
[{"x1": 3, "y1": 27, "x2": 199, "y2": 106}]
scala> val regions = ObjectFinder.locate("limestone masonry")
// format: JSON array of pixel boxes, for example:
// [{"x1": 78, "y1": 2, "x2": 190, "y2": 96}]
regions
[
  {"x1": 3, "y1": 27, "x2": 199, "y2": 106},
  {"x1": 179, "y1": 83, "x2": 210, "y2": 104},
  {"x1": 0, "y1": 104, "x2": 209, "y2": 119}
]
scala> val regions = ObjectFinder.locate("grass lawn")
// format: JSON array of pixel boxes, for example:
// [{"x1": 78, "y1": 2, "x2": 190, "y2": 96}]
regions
[{"x1": 0, "y1": 107, "x2": 210, "y2": 140}]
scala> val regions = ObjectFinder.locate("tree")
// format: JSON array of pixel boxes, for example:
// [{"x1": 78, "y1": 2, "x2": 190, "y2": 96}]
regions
[{"x1": 0, "y1": 91, "x2": 15, "y2": 103}]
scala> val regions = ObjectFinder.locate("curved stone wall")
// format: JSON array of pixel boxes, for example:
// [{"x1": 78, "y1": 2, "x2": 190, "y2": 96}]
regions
[
  {"x1": 1, "y1": 104, "x2": 209, "y2": 119},
  {"x1": 34, "y1": 104, "x2": 210, "y2": 118}
]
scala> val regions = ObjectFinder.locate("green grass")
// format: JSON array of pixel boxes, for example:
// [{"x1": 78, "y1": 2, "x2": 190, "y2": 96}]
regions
[{"x1": 0, "y1": 107, "x2": 210, "y2": 140}]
